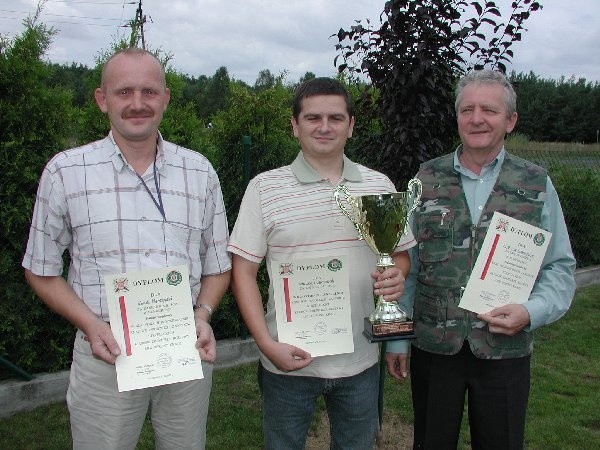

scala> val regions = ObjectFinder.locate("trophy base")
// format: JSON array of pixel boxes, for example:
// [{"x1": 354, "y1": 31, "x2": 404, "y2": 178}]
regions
[{"x1": 363, "y1": 317, "x2": 415, "y2": 342}]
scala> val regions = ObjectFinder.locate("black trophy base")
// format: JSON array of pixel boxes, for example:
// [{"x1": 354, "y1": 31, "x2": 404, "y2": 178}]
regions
[{"x1": 362, "y1": 317, "x2": 415, "y2": 342}]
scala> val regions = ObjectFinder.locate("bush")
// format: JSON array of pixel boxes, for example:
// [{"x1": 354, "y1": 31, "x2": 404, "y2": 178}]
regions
[{"x1": 550, "y1": 164, "x2": 600, "y2": 267}]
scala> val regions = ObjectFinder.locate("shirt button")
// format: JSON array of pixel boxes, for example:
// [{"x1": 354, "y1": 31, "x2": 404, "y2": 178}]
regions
[
  {"x1": 145, "y1": 252, "x2": 150, "y2": 257},
  {"x1": 479, "y1": 179, "x2": 484, "y2": 183},
  {"x1": 478, "y1": 206, "x2": 483, "y2": 211},
  {"x1": 141, "y1": 216, "x2": 147, "y2": 221}
]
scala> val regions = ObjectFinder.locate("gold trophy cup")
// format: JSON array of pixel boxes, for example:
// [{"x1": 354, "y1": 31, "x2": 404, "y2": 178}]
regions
[{"x1": 334, "y1": 179, "x2": 422, "y2": 341}]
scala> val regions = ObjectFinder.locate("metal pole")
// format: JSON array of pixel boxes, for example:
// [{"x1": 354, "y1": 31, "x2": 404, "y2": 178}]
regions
[
  {"x1": 242, "y1": 135, "x2": 252, "y2": 188},
  {"x1": 378, "y1": 341, "x2": 387, "y2": 431}
]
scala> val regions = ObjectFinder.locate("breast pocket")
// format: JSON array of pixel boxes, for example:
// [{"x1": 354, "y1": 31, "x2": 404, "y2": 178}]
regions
[
  {"x1": 164, "y1": 223, "x2": 204, "y2": 263},
  {"x1": 417, "y1": 210, "x2": 454, "y2": 263}
]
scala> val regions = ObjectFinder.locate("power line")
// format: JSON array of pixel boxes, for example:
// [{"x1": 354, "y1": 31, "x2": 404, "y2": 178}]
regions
[
  {"x1": 43, "y1": 1, "x2": 135, "y2": 4},
  {"x1": 0, "y1": 9, "x2": 124, "y2": 22},
  {"x1": 0, "y1": 1, "x2": 136, "y2": 34}
]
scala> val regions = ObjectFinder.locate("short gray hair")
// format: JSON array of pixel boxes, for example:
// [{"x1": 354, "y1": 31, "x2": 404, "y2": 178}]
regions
[{"x1": 455, "y1": 69, "x2": 517, "y2": 117}]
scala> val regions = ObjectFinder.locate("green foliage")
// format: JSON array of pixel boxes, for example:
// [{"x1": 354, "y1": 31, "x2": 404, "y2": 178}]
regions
[
  {"x1": 0, "y1": 19, "x2": 77, "y2": 373},
  {"x1": 505, "y1": 131, "x2": 531, "y2": 147},
  {"x1": 334, "y1": 0, "x2": 543, "y2": 187},
  {"x1": 512, "y1": 71, "x2": 600, "y2": 143},
  {"x1": 211, "y1": 79, "x2": 298, "y2": 224},
  {"x1": 181, "y1": 66, "x2": 232, "y2": 122},
  {"x1": 548, "y1": 164, "x2": 600, "y2": 267}
]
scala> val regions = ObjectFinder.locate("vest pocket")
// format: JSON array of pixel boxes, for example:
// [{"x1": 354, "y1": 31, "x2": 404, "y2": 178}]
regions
[
  {"x1": 417, "y1": 210, "x2": 454, "y2": 263},
  {"x1": 486, "y1": 329, "x2": 533, "y2": 350},
  {"x1": 414, "y1": 286, "x2": 447, "y2": 344}
]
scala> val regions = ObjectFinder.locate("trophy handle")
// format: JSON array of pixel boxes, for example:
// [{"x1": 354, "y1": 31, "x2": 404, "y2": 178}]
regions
[
  {"x1": 405, "y1": 178, "x2": 422, "y2": 234},
  {"x1": 333, "y1": 185, "x2": 365, "y2": 240}
]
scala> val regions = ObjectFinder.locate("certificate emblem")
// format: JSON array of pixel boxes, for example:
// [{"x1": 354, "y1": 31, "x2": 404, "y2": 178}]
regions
[
  {"x1": 113, "y1": 278, "x2": 129, "y2": 293},
  {"x1": 533, "y1": 233, "x2": 546, "y2": 246},
  {"x1": 327, "y1": 258, "x2": 343, "y2": 271},
  {"x1": 279, "y1": 263, "x2": 294, "y2": 275},
  {"x1": 166, "y1": 270, "x2": 183, "y2": 286},
  {"x1": 496, "y1": 217, "x2": 509, "y2": 232}
]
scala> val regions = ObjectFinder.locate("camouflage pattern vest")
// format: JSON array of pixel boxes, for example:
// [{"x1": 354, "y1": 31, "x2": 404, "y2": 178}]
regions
[{"x1": 413, "y1": 151, "x2": 547, "y2": 359}]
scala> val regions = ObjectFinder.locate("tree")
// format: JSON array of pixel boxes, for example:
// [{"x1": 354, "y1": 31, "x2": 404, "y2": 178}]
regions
[
  {"x1": 511, "y1": 72, "x2": 600, "y2": 143},
  {"x1": 254, "y1": 69, "x2": 277, "y2": 92},
  {"x1": 334, "y1": 0, "x2": 542, "y2": 186},
  {"x1": 0, "y1": 15, "x2": 76, "y2": 373}
]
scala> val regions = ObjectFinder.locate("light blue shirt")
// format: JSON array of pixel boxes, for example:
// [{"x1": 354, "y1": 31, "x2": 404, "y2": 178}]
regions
[{"x1": 388, "y1": 147, "x2": 576, "y2": 354}]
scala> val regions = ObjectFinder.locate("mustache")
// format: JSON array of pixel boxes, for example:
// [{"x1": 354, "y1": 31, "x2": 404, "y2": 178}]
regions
[{"x1": 122, "y1": 109, "x2": 153, "y2": 119}]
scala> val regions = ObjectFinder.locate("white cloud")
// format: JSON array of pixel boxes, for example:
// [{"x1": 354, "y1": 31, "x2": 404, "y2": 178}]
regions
[{"x1": 2, "y1": 0, "x2": 598, "y2": 83}]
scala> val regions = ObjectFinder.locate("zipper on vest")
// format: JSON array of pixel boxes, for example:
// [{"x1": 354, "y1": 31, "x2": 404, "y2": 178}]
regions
[{"x1": 469, "y1": 225, "x2": 477, "y2": 270}]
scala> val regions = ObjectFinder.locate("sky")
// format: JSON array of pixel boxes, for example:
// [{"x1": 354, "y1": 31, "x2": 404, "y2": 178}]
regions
[{"x1": 2, "y1": 0, "x2": 599, "y2": 85}]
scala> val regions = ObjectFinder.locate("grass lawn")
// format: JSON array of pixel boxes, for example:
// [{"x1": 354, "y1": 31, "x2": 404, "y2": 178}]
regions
[{"x1": 1, "y1": 285, "x2": 598, "y2": 449}]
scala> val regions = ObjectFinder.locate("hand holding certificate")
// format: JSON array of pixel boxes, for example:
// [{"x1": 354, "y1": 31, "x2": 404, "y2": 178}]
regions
[
  {"x1": 105, "y1": 265, "x2": 203, "y2": 392},
  {"x1": 459, "y1": 212, "x2": 551, "y2": 314}
]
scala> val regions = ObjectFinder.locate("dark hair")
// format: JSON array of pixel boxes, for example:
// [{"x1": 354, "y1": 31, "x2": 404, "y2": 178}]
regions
[{"x1": 292, "y1": 77, "x2": 354, "y2": 119}]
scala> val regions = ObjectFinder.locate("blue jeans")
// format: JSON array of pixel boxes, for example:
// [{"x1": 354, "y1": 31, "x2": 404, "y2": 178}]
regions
[{"x1": 258, "y1": 362, "x2": 379, "y2": 450}]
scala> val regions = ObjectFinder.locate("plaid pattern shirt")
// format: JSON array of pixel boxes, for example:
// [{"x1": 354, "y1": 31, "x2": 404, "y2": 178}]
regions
[{"x1": 23, "y1": 132, "x2": 231, "y2": 320}]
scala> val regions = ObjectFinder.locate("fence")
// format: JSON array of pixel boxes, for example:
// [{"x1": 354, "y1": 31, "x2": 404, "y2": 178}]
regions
[{"x1": 510, "y1": 142, "x2": 600, "y2": 268}]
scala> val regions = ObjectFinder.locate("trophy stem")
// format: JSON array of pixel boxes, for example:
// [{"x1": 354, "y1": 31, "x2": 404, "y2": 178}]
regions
[{"x1": 369, "y1": 254, "x2": 409, "y2": 323}]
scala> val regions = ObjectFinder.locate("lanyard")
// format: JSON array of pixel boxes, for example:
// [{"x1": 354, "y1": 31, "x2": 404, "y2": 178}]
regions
[{"x1": 136, "y1": 151, "x2": 166, "y2": 221}]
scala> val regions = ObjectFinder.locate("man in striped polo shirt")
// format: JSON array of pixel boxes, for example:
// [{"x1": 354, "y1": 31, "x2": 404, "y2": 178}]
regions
[{"x1": 228, "y1": 77, "x2": 416, "y2": 450}]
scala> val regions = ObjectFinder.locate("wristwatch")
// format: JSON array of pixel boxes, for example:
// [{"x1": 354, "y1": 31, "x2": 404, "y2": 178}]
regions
[{"x1": 193, "y1": 303, "x2": 213, "y2": 320}]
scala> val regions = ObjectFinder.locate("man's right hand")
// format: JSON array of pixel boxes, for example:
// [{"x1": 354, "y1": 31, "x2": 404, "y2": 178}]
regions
[
  {"x1": 385, "y1": 352, "x2": 409, "y2": 381},
  {"x1": 84, "y1": 319, "x2": 121, "y2": 364},
  {"x1": 262, "y1": 340, "x2": 313, "y2": 372}
]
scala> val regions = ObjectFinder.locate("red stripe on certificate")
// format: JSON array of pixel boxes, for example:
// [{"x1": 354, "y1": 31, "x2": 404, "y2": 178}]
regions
[
  {"x1": 283, "y1": 278, "x2": 292, "y2": 322},
  {"x1": 119, "y1": 296, "x2": 132, "y2": 356},
  {"x1": 480, "y1": 234, "x2": 500, "y2": 280}
]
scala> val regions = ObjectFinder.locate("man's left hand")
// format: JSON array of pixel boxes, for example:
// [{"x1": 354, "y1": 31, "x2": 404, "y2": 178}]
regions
[
  {"x1": 478, "y1": 304, "x2": 530, "y2": 335},
  {"x1": 371, "y1": 266, "x2": 405, "y2": 302},
  {"x1": 194, "y1": 317, "x2": 216, "y2": 362}
]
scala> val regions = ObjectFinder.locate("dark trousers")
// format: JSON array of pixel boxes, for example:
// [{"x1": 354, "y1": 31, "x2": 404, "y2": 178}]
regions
[{"x1": 410, "y1": 343, "x2": 530, "y2": 450}]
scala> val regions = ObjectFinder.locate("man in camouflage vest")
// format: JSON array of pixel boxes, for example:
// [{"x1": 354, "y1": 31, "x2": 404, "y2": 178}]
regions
[{"x1": 386, "y1": 69, "x2": 576, "y2": 449}]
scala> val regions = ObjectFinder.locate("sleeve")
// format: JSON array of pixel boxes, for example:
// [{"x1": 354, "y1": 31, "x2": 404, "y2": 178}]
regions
[
  {"x1": 227, "y1": 177, "x2": 268, "y2": 263},
  {"x1": 200, "y1": 166, "x2": 232, "y2": 275},
  {"x1": 524, "y1": 176, "x2": 576, "y2": 331},
  {"x1": 22, "y1": 164, "x2": 71, "y2": 276},
  {"x1": 386, "y1": 245, "x2": 420, "y2": 354}
]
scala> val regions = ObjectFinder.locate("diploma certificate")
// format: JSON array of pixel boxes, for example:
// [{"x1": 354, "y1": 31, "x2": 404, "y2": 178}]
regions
[
  {"x1": 271, "y1": 256, "x2": 353, "y2": 357},
  {"x1": 105, "y1": 265, "x2": 203, "y2": 392},
  {"x1": 459, "y1": 212, "x2": 551, "y2": 314}
]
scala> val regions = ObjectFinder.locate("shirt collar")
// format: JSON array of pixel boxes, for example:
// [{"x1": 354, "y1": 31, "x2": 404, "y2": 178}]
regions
[
  {"x1": 453, "y1": 144, "x2": 505, "y2": 178},
  {"x1": 290, "y1": 151, "x2": 363, "y2": 183},
  {"x1": 108, "y1": 130, "x2": 166, "y2": 175}
]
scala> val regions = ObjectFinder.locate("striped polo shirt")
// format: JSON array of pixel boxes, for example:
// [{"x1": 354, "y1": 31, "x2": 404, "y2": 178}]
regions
[
  {"x1": 228, "y1": 152, "x2": 416, "y2": 378},
  {"x1": 23, "y1": 132, "x2": 231, "y2": 321}
]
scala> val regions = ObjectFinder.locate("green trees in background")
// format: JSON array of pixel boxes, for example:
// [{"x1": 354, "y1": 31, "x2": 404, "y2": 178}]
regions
[
  {"x1": 513, "y1": 72, "x2": 600, "y2": 144},
  {"x1": 0, "y1": 19, "x2": 76, "y2": 373}
]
